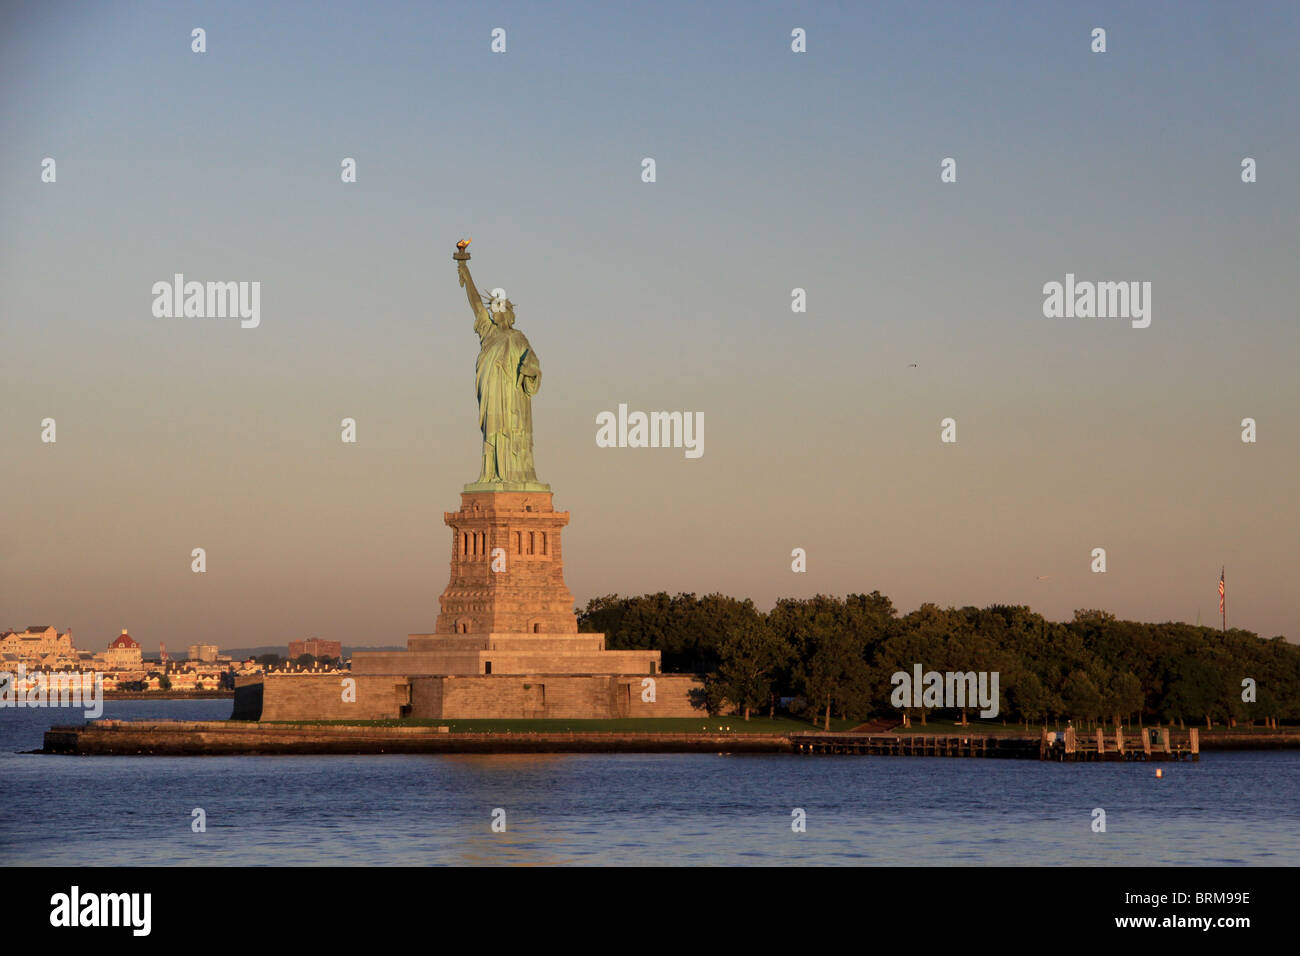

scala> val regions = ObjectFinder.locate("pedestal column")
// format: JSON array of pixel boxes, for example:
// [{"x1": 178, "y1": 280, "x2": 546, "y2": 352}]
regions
[{"x1": 435, "y1": 490, "x2": 579, "y2": 635}]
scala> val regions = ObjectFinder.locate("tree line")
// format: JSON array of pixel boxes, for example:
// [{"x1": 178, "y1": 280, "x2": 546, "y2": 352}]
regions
[{"x1": 578, "y1": 592, "x2": 1299, "y2": 729}]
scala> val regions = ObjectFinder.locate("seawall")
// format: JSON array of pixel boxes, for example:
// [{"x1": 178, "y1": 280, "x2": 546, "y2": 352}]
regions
[
  {"x1": 42, "y1": 720, "x2": 792, "y2": 755},
  {"x1": 38, "y1": 722, "x2": 1299, "y2": 757}
]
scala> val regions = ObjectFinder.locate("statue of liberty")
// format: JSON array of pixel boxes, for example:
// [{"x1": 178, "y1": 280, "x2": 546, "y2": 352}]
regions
[{"x1": 454, "y1": 242, "x2": 546, "y2": 489}]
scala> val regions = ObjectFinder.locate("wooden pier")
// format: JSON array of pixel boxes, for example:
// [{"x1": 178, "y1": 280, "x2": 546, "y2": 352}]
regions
[{"x1": 791, "y1": 726, "x2": 1200, "y2": 762}]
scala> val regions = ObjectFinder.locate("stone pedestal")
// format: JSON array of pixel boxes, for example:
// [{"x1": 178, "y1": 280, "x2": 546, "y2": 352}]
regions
[
  {"x1": 259, "y1": 486, "x2": 706, "y2": 720},
  {"x1": 351, "y1": 633, "x2": 660, "y2": 677},
  {"x1": 435, "y1": 490, "x2": 578, "y2": 636},
  {"x1": 352, "y1": 487, "x2": 662, "y2": 679}
]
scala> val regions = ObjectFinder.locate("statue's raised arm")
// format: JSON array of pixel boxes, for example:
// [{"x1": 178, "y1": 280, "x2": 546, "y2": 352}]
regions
[{"x1": 457, "y1": 258, "x2": 490, "y2": 328}]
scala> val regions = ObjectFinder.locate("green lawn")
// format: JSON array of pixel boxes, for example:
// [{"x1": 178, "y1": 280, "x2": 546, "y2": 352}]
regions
[
  {"x1": 259, "y1": 716, "x2": 863, "y2": 734},
  {"x1": 1196, "y1": 724, "x2": 1300, "y2": 735}
]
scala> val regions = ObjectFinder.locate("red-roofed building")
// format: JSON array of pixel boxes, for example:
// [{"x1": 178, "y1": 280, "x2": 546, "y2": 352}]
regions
[{"x1": 105, "y1": 629, "x2": 143, "y2": 669}]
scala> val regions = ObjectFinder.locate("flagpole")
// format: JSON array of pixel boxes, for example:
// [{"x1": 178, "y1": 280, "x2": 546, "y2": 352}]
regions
[{"x1": 1221, "y1": 566, "x2": 1226, "y2": 633}]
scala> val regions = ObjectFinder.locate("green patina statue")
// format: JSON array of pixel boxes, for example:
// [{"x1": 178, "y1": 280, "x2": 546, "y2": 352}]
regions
[{"x1": 455, "y1": 242, "x2": 548, "y2": 491}]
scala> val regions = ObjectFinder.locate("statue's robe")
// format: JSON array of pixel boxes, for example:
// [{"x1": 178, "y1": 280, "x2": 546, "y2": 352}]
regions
[{"x1": 474, "y1": 308, "x2": 541, "y2": 482}]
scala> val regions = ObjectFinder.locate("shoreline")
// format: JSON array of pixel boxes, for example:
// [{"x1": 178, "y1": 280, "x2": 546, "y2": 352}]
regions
[
  {"x1": 37, "y1": 720, "x2": 1300, "y2": 757},
  {"x1": 102, "y1": 691, "x2": 234, "y2": 700},
  {"x1": 42, "y1": 721, "x2": 792, "y2": 755}
]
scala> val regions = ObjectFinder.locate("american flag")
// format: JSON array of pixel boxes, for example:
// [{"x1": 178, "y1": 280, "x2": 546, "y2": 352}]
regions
[{"x1": 1219, "y1": 568, "x2": 1225, "y2": 615}]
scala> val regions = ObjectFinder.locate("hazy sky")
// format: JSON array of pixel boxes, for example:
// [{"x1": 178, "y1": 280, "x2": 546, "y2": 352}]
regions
[{"x1": 2, "y1": 1, "x2": 1296, "y2": 653}]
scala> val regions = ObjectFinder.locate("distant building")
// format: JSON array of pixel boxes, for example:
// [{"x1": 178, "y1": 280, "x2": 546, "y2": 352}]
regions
[
  {"x1": 105, "y1": 629, "x2": 143, "y2": 669},
  {"x1": 288, "y1": 638, "x2": 342, "y2": 660},
  {"x1": 0, "y1": 626, "x2": 76, "y2": 668},
  {"x1": 188, "y1": 643, "x2": 220, "y2": 663},
  {"x1": 167, "y1": 667, "x2": 227, "y2": 690}
]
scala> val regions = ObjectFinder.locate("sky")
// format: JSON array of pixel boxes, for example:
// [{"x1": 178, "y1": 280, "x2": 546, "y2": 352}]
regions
[{"x1": 2, "y1": 0, "x2": 1297, "y2": 653}]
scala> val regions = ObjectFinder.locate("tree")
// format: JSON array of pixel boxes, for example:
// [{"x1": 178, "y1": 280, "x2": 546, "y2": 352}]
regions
[
  {"x1": 1009, "y1": 671, "x2": 1049, "y2": 729},
  {"x1": 778, "y1": 597, "x2": 873, "y2": 730},
  {"x1": 581, "y1": 590, "x2": 1300, "y2": 733},
  {"x1": 579, "y1": 592, "x2": 762, "y2": 674},
  {"x1": 1061, "y1": 670, "x2": 1102, "y2": 725},
  {"x1": 708, "y1": 619, "x2": 791, "y2": 720},
  {"x1": 1157, "y1": 653, "x2": 1221, "y2": 728},
  {"x1": 1108, "y1": 671, "x2": 1144, "y2": 728},
  {"x1": 878, "y1": 603, "x2": 966, "y2": 725}
]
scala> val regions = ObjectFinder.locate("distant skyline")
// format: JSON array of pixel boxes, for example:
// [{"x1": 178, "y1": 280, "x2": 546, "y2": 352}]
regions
[{"x1": 2, "y1": 1, "x2": 1296, "y2": 647}]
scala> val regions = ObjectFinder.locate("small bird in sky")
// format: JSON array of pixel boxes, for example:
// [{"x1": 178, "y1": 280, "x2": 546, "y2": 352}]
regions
[
  {"x1": 906, "y1": 363, "x2": 918, "y2": 368},
  {"x1": 1036, "y1": 575, "x2": 1051, "y2": 581}
]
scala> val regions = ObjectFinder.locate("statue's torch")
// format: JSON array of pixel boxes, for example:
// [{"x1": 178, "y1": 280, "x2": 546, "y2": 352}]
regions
[{"x1": 453, "y1": 238, "x2": 472, "y2": 262}]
